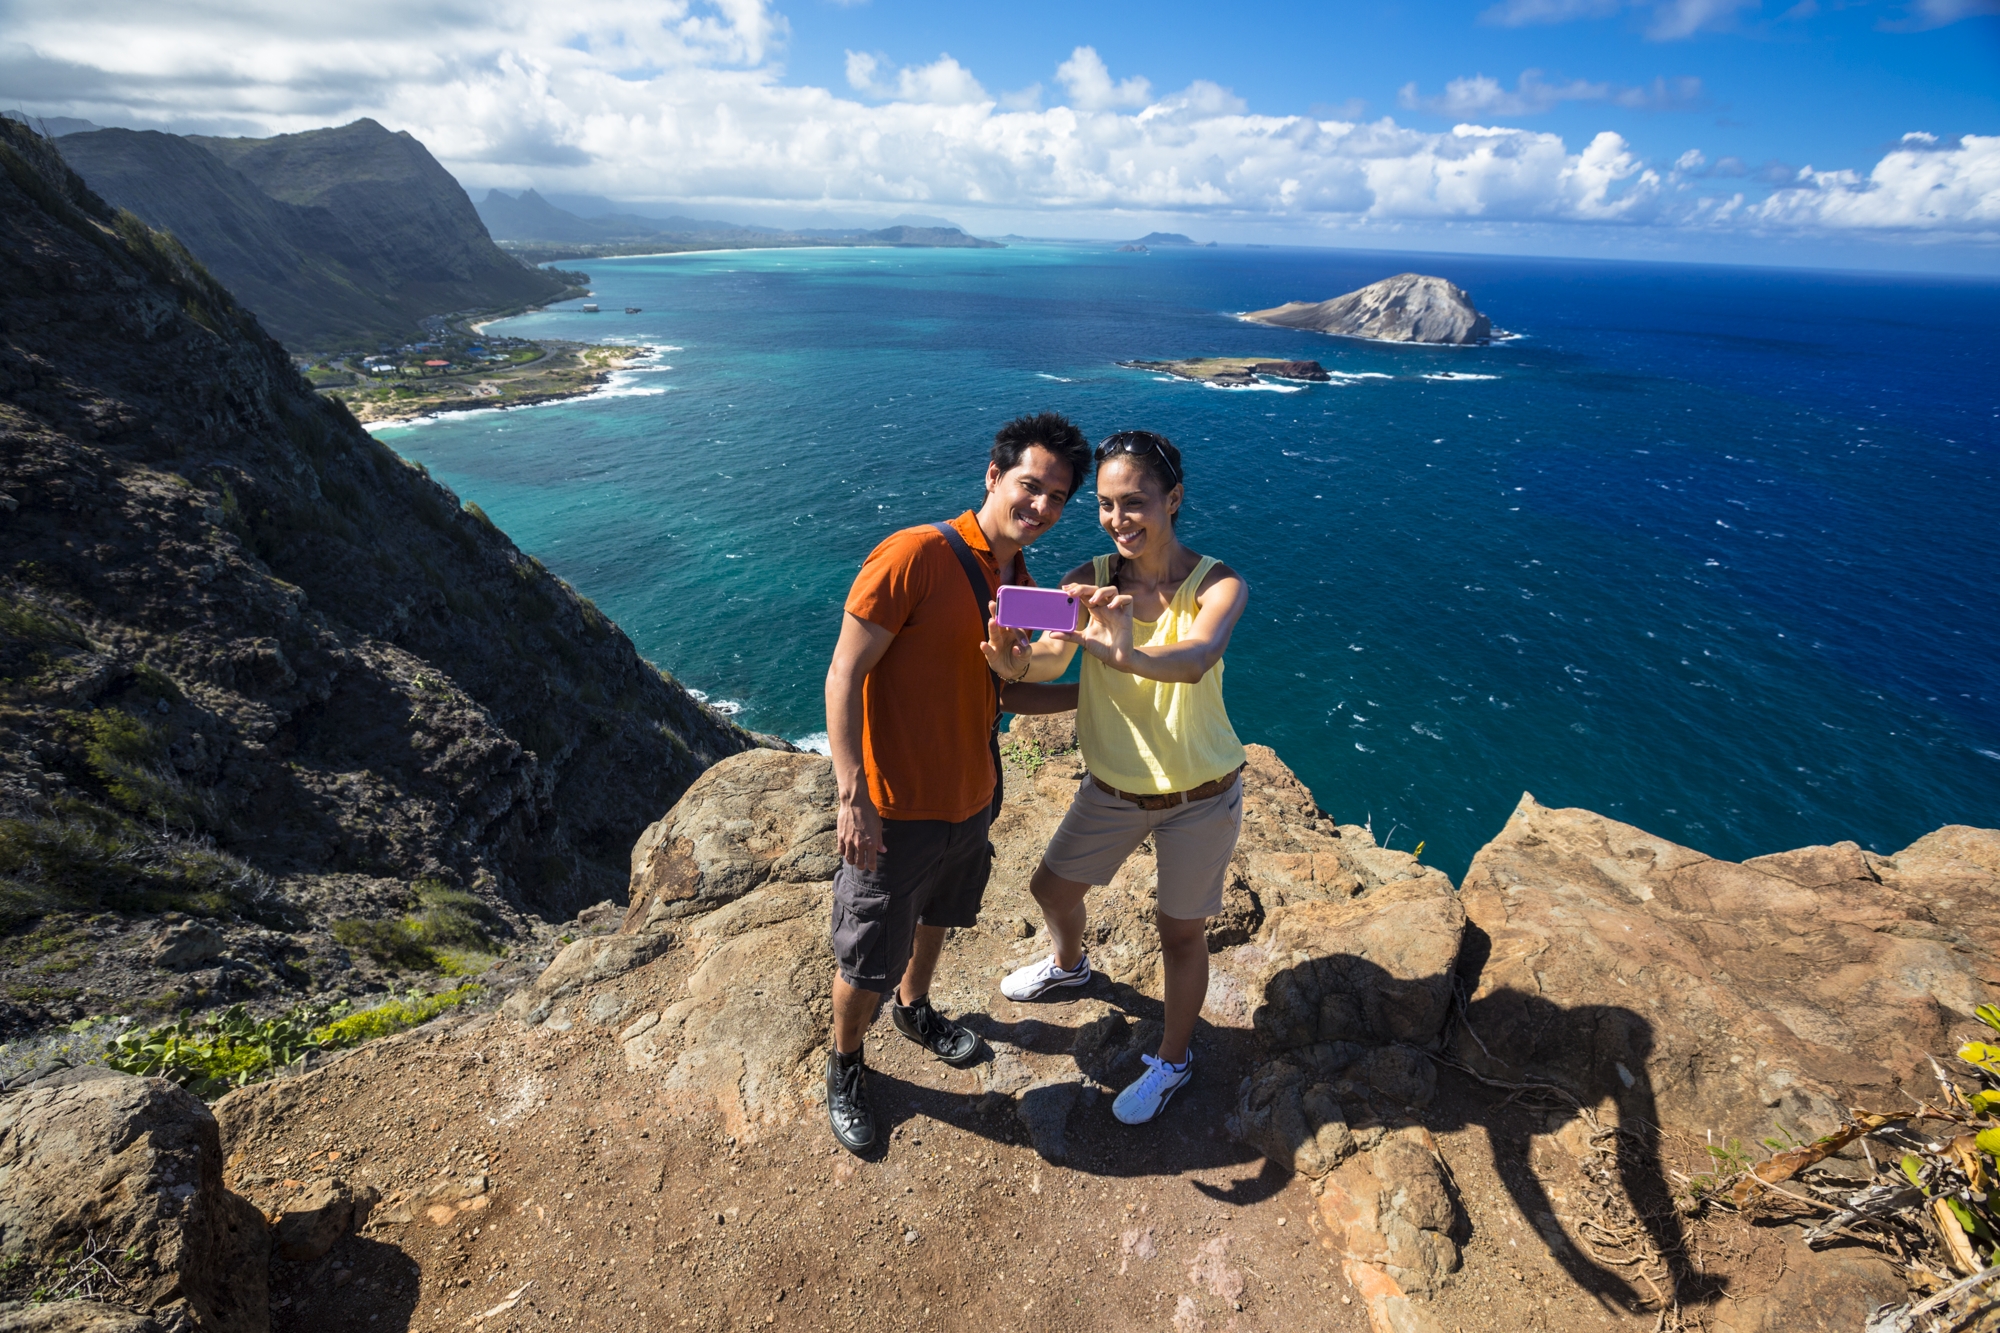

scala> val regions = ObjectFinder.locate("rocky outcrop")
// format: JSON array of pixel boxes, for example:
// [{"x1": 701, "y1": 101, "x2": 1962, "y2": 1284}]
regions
[
  {"x1": 0, "y1": 1072, "x2": 268, "y2": 1331},
  {"x1": 1243, "y1": 274, "x2": 1491, "y2": 345},
  {"x1": 1118, "y1": 358, "x2": 1331, "y2": 385},
  {"x1": 1454, "y1": 794, "x2": 2000, "y2": 1145},
  {"x1": 0, "y1": 116, "x2": 758, "y2": 1038}
]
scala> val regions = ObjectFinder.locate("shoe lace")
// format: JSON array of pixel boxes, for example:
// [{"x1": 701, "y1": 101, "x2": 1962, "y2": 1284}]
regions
[
  {"x1": 1136, "y1": 1053, "x2": 1186, "y2": 1089},
  {"x1": 835, "y1": 1058, "x2": 867, "y2": 1100}
]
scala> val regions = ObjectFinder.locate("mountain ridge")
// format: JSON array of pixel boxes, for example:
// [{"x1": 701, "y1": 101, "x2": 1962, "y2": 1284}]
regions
[{"x1": 53, "y1": 118, "x2": 572, "y2": 350}]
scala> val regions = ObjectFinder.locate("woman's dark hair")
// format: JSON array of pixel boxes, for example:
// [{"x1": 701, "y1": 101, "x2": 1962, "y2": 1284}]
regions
[
  {"x1": 1095, "y1": 430, "x2": 1185, "y2": 507},
  {"x1": 991, "y1": 412, "x2": 1092, "y2": 495}
]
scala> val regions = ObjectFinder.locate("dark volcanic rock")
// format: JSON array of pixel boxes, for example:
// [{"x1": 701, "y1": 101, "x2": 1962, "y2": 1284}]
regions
[
  {"x1": 57, "y1": 119, "x2": 568, "y2": 349},
  {"x1": 1244, "y1": 273, "x2": 1491, "y2": 345},
  {"x1": 0, "y1": 117, "x2": 758, "y2": 1035}
]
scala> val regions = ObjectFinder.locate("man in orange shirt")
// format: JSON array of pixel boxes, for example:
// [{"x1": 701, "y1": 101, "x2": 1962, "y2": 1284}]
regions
[{"x1": 823, "y1": 412, "x2": 1092, "y2": 1153}]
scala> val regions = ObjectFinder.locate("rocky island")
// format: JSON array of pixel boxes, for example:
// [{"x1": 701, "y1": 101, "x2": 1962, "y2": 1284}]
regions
[
  {"x1": 1244, "y1": 272, "x2": 1492, "y2": 345},
  {"x1": 1119, "y1": 357, "x2": 1332, "y2": 385}
]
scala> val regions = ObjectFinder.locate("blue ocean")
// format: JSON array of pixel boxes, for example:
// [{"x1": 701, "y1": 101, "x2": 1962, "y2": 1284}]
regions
[{"x1": 373, "y1": 243, "x2": 2000, "y2": 881}]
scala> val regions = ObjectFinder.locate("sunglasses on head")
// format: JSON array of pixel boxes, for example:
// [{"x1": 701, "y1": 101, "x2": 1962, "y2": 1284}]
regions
[{"x1": 1096, "y1": 430, "x2": 1182, "y2": 487}]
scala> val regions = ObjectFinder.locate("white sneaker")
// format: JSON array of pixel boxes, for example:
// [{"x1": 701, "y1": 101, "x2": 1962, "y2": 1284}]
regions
[
  {"x1": 999, "y1": 953, "x2": 1092, "y2": 1002},
  {"x1": 1113, "y1": 1052, "x2": 1193, "y2": 1125}
]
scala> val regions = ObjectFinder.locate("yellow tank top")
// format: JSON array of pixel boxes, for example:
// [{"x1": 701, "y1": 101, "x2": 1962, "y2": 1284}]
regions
[{"x1": 1078, "y1": 553, "x2": 1247, "y2": 795}]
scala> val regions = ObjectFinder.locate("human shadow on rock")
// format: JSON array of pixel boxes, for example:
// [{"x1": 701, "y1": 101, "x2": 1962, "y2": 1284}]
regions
[
  {"x1": 270, "y1": 1235, "x2": 418, "y2": 1333},
  {"x1": 1243, "y1": 937, "x2": 1720, "y2": 1314},
  {"x1": 858, "y1": 978, "x2": 1276, "y2": 1200}
]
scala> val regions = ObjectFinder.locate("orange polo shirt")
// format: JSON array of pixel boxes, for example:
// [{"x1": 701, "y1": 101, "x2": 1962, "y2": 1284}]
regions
[{"x1": 844, "y1": 511, "x2": 1029, "y2": 823}]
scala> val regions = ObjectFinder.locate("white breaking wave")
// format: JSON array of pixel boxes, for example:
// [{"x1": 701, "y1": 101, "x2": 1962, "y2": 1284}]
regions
[
  {"x1": 1202, "y1": 381, "x2": 1303, "y2": 393},
  {"x1": 1423, "y1": 373, "x2": 1500, "y2": 381},
  {"x1": 686, "y1": 688, "x2": 745, "y2": 717},
  {"x1": 1036, "y1": 373, "x2": 1075, "y2": 382},
  {"x1": 794, "y1": 732, "x2": 832, "y2": 755}
]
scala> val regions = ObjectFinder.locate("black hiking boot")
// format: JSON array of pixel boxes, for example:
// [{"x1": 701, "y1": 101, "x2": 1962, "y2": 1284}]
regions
[
  {"x1": 827, "y1": 1050, "x2": 875, "y2": 1153},
  {"x1": 890, "y1": 995, "x2": 981, "y2": 1067}
]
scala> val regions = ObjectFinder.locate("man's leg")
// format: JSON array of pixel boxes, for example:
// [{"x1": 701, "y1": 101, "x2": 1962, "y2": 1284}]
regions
[
  {"x1": 832, "y1": 972, "x2": 885, "y2": 1054},
  {"x1": 1155, "y1": 911, "x2": 1209, "y2": 1065},
  {"x1": 1028, "y1": 861, "x2": 1092, "y2": 969},
  {"x1": 896, "y1": 924, "x2": 949, "y2": 1007}
]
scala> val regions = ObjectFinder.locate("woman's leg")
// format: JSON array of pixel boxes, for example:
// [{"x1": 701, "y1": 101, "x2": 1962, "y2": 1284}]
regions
[
  {"x1": 1155, "y1": 911, "x2": 1209, "y2": 1064},
  {"x1": 1028, "y1": 859, "x2": 1092, "y2": 969}
]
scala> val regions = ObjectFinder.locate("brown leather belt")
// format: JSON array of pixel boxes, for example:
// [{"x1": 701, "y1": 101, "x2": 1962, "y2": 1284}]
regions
[{"x1": 1091, "y1": 766, "x2": 1243, "y2": 811}]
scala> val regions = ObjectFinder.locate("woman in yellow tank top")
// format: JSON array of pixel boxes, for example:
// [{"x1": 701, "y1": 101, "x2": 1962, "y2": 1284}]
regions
[{"x1": 986, "y1": 430, "x2": 1250, "y2": 1126}]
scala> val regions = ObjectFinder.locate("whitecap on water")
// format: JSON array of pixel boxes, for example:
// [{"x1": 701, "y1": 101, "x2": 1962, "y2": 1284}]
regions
[
  {"x1": 686, "y1": 688, "x2": 743, "y2": 715},
  {"x1": 1035, "y1": 373, "x2": 1075, "y2": 382},
  {"x1": 794, "y1": 732, "x2": 833, "y2": 756},
  {"x1": 1203, "y1": 381, "x2": 1303, "y2": 393},
  {"x1": 1328, "y1": 372, "x2": 1393, "y2": 381},
  {"x1": 1422, "y1": 373, "x2": 1499, "y2": 382}
]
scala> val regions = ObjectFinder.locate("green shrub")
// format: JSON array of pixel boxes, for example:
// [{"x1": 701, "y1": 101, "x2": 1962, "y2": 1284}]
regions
[
  {"x1": 0, "y1": 803, "x2": 271, "y2": 930},
  {"x1": 330, "y1": 879, "x2": 497, "y2": 973},
  {"x1": 99, "y1": 984, "x2": 479, "y2": 1099},
  {"x1": 77, "y1": 708, "x2": 208, "y2": 827}
]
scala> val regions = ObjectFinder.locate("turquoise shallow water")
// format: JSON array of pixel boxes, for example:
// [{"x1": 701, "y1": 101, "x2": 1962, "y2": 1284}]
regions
[{"x1": 374, "y1": 242, "x2": 2000, "y2": 881}]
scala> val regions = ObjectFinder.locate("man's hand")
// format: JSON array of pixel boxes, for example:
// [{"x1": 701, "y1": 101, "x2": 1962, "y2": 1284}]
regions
[
  {"x1": 977, "y1": 600, "x2": 1031, "y2": 681},
  {"x1": 838, "y1": 790, "x2": 887, "y2": 874}
]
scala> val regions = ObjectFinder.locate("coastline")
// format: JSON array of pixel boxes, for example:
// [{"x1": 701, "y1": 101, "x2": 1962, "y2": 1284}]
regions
[{"x1": 342, "y1": 344, "x2": 653, "y2": 426}]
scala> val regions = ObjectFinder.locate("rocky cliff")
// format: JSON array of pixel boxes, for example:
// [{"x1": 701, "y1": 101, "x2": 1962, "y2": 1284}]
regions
[
  {"x1": 1244, "y1": 273, "x2": 1492, "y2": 345},
  {"x1": 54, "y1": 119, "x2": 569, "y2": 349},
  {"x1": 0, "y1": 116, "x2": 757, "y2": 1040}
]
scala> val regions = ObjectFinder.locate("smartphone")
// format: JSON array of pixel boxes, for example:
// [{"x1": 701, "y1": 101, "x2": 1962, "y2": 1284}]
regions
[{"x1": 994, "y1": 585, "x2": 1078, "y2": 633}]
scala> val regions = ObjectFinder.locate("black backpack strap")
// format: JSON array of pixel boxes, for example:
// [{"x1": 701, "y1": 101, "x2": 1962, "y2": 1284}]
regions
[
  {"x1": 932, "y1": 521, "x2": 995, "y2": 637},
  {"x1": 932, "y1": 521, "x2": 1020, "y2": 823}
]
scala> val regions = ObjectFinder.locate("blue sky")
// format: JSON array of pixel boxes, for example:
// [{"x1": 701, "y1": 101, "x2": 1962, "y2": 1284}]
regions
[
  {"x1": 793, "y1": 0, "x2": 1999, "y2": 179},
  {"x1": 4, "y1": 0, "x2": 1997, "y2": 269}
]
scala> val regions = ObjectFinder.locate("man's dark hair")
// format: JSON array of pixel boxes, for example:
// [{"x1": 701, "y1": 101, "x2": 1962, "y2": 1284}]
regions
[{"x1": 991, "y1": 412, "x2": 1091, "y2": 495}]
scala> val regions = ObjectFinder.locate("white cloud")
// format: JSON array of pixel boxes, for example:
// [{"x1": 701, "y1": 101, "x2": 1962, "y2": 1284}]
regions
[
  {"x1": 1747, "y1": 134, "x2": 2000, "y2": 230},
  {"x1": 7, "y1": 0, "x2": 1994, "y2": 241},
  {"x1": 1400, "y1": 69, "x2": 1702, "y2": 117},
  {"x1": 845, "y1": 51, "x2": 987, "y2": 104},
  {"x1": 1054, "y1": 46, "x2": 1151, "y2": 111},
  {"x1": 1480, "y1": 0, "x2": 1762, "y2": 37},
  {"x1": 1676, "y1": 148, "x2": 1706, "y2": 171}
]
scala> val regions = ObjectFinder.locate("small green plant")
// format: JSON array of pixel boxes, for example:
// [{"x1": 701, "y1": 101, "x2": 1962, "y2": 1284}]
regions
[
  {"x1": 101, "y1": 984, "x2": 479, "y2": 1099},
  {"x1": 331, "y1": 879, "x2": 498, "y2": 973},
  {"x1": 77, "y1": 707, "x2": 209, "y2": 826}
]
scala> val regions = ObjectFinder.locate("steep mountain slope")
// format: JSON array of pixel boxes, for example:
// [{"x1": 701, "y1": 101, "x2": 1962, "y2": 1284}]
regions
[
  {"x1": 189, "y1": 120, "x2": 562, "y2": 320},
  {"x1": 53, "y1": 118, "x2": 568, "y2": 348},
  {"x1": 54, "y1": 128, "x2": 407, "y2": 348},
  {"x1": 0, "y1": 117, "x2": 758, "y2": 1036}
]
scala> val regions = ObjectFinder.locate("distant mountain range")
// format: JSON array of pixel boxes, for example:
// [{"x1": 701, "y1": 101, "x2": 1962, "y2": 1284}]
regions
[
  {"x1": 475, "y1": 188, "x2": 1004, "y2": 256},
  {"x1": 51, "y1": 119, "x2": 573, "y2": 350}
]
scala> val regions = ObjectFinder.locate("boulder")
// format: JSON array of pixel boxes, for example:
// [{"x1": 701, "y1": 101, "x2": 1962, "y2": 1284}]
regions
[
  {"x1": 501, "y1": 932, "x2": 676, "y2": 1027},
  {"x1": 622, "y1": 750, "x2": 840, "y2": 931},
  {"x1": 271, "y1": 1177, "x2": 378, "y2": 1262},
  {"x1": 1456, "y1": 796, "x2": 2000, "y2": 1144},
  {"x1": 0, "y1": 1074, "x2": 268, "y2": 1333},
  {"x1": 1250, "y1": 876, "x2": 1467, "y2": 1056},
  {"x1": 150, "y1": 922, "x2": 224, "y2": 971},
  {"x1": 1243, "y1": 274, "x2": 1491, "y2": 345}
]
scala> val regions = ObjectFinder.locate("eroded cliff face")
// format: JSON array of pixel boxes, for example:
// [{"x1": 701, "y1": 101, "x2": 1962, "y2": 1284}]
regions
[{"x1": 0, "y1": 117, "x2": 757, "y2": 1037}]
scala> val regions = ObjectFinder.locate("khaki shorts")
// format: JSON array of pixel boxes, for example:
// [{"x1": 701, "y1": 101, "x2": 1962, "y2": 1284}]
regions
[{"x1": 1042, "y1": 774, "x2": 1244, "y2": 919}]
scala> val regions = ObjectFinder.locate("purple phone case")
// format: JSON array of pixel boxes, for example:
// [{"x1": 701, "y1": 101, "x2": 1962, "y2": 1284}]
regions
[{"x1": 994, "y1": 585, "x2": 1077, "y2": 633}]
